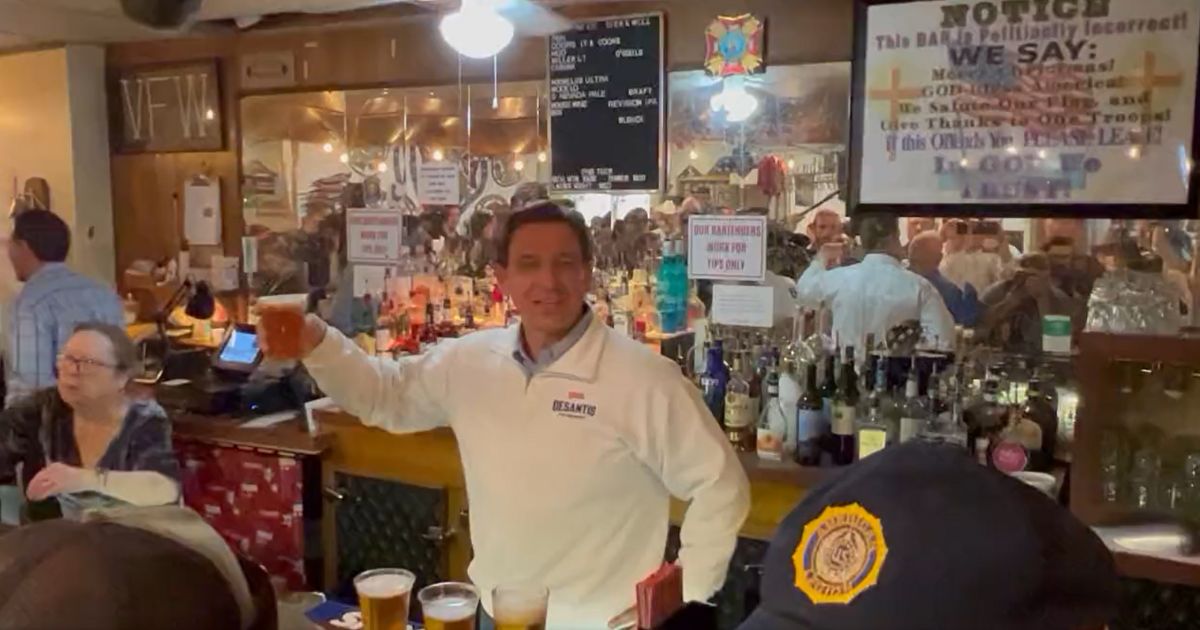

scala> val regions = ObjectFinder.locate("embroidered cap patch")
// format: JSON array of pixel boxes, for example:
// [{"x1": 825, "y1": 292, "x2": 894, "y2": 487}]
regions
[{"x1": 793, "y1": 503, "x2": 888, "y2": 605}]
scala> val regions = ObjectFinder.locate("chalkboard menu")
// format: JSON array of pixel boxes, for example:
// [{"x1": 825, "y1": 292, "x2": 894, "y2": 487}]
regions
[{"x1": 549, "y1": 13, "x2": 664, "y2": 193}]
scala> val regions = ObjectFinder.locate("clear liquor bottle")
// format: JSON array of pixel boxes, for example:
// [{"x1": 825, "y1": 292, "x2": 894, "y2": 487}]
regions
[
  {"x1": 855, "y1": 357, "x2": 894, "y2": 460},
  {"x1": 756, "y1": 370, "x2": 788, "y2": 461},
  {"x1": 899, "y1": 358, "x2": 931, "y2": 444}
]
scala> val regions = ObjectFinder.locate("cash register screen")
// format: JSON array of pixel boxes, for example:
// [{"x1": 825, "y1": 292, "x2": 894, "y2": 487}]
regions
[{"x1": 215, "y1": 326, "x2": 261, "y2": 372}]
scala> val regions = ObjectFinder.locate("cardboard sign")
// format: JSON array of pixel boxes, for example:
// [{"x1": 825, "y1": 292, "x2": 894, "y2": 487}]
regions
[
  {"x1": 418, "y1": 162, "x2": 461, "y2": 206},
  {"x1": 687, "y1": 215, "x2": 767, "y2": 282},
  {"x1": 346, "y1": 209, "x2": 403, "y2": 264}
]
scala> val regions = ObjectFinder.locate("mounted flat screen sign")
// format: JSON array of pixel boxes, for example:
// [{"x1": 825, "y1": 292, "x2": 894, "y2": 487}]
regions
[
  {"x1": 549, "y1": 13, "x2": 665, "y2": 193},
  {"x1": 848, "y1": 0, "x2": 1200, "y2": 218}
]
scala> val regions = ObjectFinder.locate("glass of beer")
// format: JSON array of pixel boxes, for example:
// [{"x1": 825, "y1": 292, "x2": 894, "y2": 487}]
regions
[
  {"x1": 418, "y1": 582, "x2": 478, "y2": 630},
  {"x1": 492, "y1": 584, "x2": 548, "y2": 630},
  {"x1": 257, "y1": 294, "x2": 308, "y2": 359},
  {"x1": 354, "y1": 568, "x2": 415, "y2": 630}
]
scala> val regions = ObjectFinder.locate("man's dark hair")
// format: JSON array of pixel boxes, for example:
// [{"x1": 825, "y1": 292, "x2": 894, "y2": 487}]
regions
[
  {"x1": 852, "y1": 214, "x2": 900, "y2": 252},
  {"x1": 12, "y1": 209, "x2": 70, "y2": 263},
  {"x1": 1042, "y1": 236, "x2": 1075, "y2": 252},
  {"x1": 497, "y1": 201, "x2": 593, "y2": 266}
]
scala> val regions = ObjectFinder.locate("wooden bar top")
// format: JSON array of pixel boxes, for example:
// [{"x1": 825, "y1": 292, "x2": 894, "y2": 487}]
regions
[{"x1": 172, "y1": 413, "x2": 334, "y2": 456}]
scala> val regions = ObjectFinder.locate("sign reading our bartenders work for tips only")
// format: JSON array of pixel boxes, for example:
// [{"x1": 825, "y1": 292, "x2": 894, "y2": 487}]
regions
[
  {"x1": 688, "y1": 215, "x2": 768, "y2": 283},
  {"x1": 849, "y1": 0, "x2": 1200, "y2": 218}
]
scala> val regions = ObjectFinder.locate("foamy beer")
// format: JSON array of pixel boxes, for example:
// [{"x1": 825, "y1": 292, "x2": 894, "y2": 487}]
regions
[
  {"x1": 354, "y1": 568, "x2": 415, "y2": 630},
  {"x1": 256, "y1": 294, "x2": 308, "y2": 359},
  {"x1": 418, "y1": 582, "x2": 479, "y2": 630},
  {"x1": 492, "y1": 584, "x2": 548, "y2": 630}
]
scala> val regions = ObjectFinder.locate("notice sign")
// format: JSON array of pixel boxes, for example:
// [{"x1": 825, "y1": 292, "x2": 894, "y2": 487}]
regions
[
  {"x1": 711, "y1": 284, "x2": 775, "y2": 328},
  {"x1": 852, "y1": 0, "x2": 1200, "y2": 215},
  {"x1": 418, "y1": 163, "x2": 461, "y2": 206},
  {"x1": 347, "y1": 210, "x2": 402, "y2": 264},
  {"x1": 688, "y1": 215, "x2": 767, "y2": 282}
]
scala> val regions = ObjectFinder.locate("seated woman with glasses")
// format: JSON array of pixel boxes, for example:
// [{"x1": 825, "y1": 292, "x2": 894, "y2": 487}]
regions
[{"x1": 0, "y1": 322, "x2": 179, "y2": 518}]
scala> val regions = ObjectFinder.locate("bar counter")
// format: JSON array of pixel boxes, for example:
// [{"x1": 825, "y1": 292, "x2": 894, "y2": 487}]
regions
[{"x1": 169, "y1": 406, "x2": 817, "y2": 590}]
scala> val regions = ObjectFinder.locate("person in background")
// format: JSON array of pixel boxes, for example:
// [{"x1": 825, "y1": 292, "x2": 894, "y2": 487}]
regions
[
  {"x1": 285, "y1": 202, "x2": 749, "y2": 628},
  {"x1": 0, "y1": 323, "x2": 180, "y2": 518},
  {"x1": 798, "y1": 208, "x2": 857, "y2": 267},
  {"x1": 738, "y1": 441, "x2": 1116, "y2": 630},
  {"x1": 796, "y1": 215, "x2": 954, "y2": 355},
  {"x1": 0, "y1": 513, "x2": 247, "y2": 630},
  {"x1": 903, "y1": 216, "x2": 936, "y2": 244},
  {"x1": 1043, "y1": 235, "x2": 1104, "y2": 301},
  {"x1": 907, "y1": 231, "x2": 980, "y2": 327},
  {"x1": 5, "y1": 210, "x2": 124, "y2": 405},
  {"x1": 939, "y1": 219, "x2": 1004, "y2": 293},
  {"x1": 977, "y1": 253, "x2": 1081, "y2": 355}
]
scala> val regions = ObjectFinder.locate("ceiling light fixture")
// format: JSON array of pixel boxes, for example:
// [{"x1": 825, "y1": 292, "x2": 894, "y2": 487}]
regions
[
  {"x1": 537, "y1": 151, "x2": 548, "y2": 164},
  {"x1": 709, "y1": 76, "x2": 758, "y2": 123},
  {"x1": 432, "y1": 148, "x2": 445, "y2": 162},
  {"x1": 322, "y1": 142, "x2": 334, "y2": 153},
  {"x1": 377, "y1": 162, "x2": 388, "y2": 173},
  {"x1": 440, "y1": 0, "x2": 515, "y2": 60},
  {"x1": 339, "y1": 153, "x2": 350, "y2": 164}
]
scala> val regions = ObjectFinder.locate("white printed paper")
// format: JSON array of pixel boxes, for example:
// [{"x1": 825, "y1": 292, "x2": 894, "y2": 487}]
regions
[
  {"x1": 687, "y1": 215, "x2": 767, "y2": 282},
  {"x1": 711, "y1": 283, "x2": 775, "y2": 328},
  {"x1": 418, "y1": 163, "x2": 461, "y2": 206},
  {"x1": 184, "y1": 180, "x2": 222, "y2": 245}
]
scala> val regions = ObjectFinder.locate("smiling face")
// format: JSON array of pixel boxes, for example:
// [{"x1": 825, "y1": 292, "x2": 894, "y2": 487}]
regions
[{"x1": 496, "y1": 221, "x2": 592, "y2": 339}]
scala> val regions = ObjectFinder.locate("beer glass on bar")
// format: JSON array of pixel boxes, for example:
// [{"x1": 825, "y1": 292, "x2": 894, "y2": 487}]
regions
[
  {"x1": 418, "y1": 582, "x2": 479, "y2": 630},
  {"x1": 354, "y1": 568, "x2": 415, "y2": 630},
  {"x1": 492, "y1": 584, "x2": 549, "y2": 630},
  {"x1": 256, "y1": 294, "x2": 308, "y2": 359}
]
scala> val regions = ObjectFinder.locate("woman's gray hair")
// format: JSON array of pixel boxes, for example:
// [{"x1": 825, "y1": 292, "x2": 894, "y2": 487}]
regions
[{"x1": 72, "y1": 322, "x2": 138, "y2": 374}]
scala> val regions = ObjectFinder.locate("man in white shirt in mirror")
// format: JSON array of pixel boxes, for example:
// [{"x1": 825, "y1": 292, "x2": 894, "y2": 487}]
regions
[{"x1": 795, "y1": 214, "x2": 955, "y2": 356}]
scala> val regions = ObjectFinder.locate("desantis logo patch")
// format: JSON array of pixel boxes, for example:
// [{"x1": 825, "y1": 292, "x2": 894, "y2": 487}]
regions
[
  {"x1": 551, "y1": 391, "x2": 597, "y2": 419},
  {"x1": 793, "y1": 503, "x2": 887, "y2": 605}
]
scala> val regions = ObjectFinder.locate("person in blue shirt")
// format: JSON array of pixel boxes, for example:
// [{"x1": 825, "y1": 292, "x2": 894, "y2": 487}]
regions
[{"x1": 907, "y1": 230, "x2": 981, "y2": 327}]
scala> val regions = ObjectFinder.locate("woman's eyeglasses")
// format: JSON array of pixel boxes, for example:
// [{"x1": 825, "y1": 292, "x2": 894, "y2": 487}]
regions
[{"x1": 55, "y1": 354, "x2": 117, "y2": 374}]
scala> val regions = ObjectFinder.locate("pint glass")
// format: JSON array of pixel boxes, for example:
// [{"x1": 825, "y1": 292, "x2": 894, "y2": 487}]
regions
[
  {"x1": 418, "y1": 582, "x2": 479, "y2": 630},
  {"x1": 256, "y1": 294, "x2": 308, "y2": 359},
  {"x1": 354, "y1": 568, "x2": 415, "y2": 630},
  {"x1": 492, "y1": 584, "x2": 548, "y2": 630}
]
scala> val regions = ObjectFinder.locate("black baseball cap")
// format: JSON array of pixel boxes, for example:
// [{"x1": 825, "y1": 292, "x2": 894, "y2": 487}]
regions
[
  {"x1": 0, "y1": 518, "x2": 243, "y2": 630},
  {"x1": 740, "y1": 441, "x2": 1117, "y2": 630}
]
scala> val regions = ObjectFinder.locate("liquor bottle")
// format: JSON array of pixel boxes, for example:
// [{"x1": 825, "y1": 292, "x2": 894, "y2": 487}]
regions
[
  {"x1": 899, "y1": 358, "x2": 931, "y2": 443},
  {"x1": 756, "y1": 371, "x2": 788, "y2": 461},
  {"x1": 686, "y1": 283, "x2": 706, "y2": 330},
  {"x1": 795, "y1": 362, "x2": 825, "y2": 466},
  {"x1": 725, "y1": 354, "x2": 756, "y2": 452},
  {"x1": 700, "y1": 340, "x2": 730, "y2": 423},
  {"x1": 1022, "y1": 377, "x2": 1060, "y2": 471},
  {"x1": 819, "y1": 351, "x2": 838, "y2": 438},
  {"x1": 747, "y1": 351, "x2": 763, "y2": 420},
  {"x1": 655, "y1": 240, "x2": 683, "y2": 333},
  {"x1": 831, "y1": 346, "x2": 858, "y2": 466},
  {"x1": 776, "y1": 359, "x2": 802, "y2": 457},
  {"x1": 855, "y1": 357, "x2": 893, "y2": 460}
]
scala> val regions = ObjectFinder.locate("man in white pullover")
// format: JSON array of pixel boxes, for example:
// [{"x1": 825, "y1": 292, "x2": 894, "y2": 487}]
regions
[{"x1": 286, "y1": 202, "x2": 750, "y2": 629}]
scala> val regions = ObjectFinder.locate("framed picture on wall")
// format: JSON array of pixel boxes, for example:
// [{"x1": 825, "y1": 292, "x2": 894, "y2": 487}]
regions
[{"x1": 846, "y1": 0, "x2": 1200, "y2": 218}]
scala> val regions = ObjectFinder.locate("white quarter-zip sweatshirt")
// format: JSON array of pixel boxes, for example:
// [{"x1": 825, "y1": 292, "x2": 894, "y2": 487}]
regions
[{"x1": 305, "y1": 316, "x2": 750, "y2": 629}]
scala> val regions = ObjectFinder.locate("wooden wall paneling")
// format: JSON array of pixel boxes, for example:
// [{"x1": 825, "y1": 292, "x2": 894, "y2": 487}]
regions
[{"x1": 108, "y1": 0, "x2": 854, "y2": 286}]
